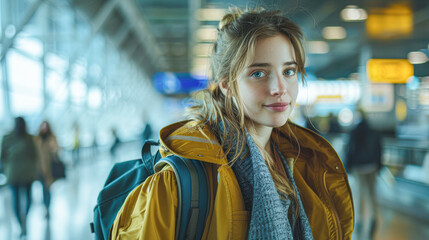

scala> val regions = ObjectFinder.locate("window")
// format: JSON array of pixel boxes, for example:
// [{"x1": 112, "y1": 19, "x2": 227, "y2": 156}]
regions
[{"x1": 7, "y1": 50, "x2": 43, "y2": 115}]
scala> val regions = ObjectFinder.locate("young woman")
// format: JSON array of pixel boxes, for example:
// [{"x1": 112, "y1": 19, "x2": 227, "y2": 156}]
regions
[
  {"x1": 35, "y1": 120, "x2": 59, "y2": 217},
  {"x1": 111, "y1": 8, "x2": 354, "y2": 239}
]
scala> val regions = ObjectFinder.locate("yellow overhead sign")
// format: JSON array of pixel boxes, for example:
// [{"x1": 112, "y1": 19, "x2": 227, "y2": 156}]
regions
[
  {"x1": 366, "y1": 4, "x2": 413, "y2": 39},
  {"x1": 367, "y1": 59, "x2": 414, "y2": 84}
]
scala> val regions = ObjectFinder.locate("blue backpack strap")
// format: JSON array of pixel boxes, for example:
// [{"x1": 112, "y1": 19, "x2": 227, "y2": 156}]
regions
[{"x1": 155, "y1": 156, "x2": 210, "y2": 240}]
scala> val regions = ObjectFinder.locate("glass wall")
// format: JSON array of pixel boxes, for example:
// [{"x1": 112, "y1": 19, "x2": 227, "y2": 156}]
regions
[{"x1": 0, "y1": 0, "x2": 169, "y2": 148}]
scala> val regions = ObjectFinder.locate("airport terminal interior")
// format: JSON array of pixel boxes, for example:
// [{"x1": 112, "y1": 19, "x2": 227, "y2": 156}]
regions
[{"x1": 0, "y1": 0, "x2": 429, "y2": 239}]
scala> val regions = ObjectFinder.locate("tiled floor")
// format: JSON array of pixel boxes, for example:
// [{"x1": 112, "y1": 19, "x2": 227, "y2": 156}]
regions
[{"x1": 1, "y1": 141, "x2": 428, "y2": 240}]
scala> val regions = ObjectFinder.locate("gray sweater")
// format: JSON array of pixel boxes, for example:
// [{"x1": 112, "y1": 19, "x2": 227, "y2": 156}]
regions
[{"x1": 230, "y1": 131, "x2": 314, "y2": 240}]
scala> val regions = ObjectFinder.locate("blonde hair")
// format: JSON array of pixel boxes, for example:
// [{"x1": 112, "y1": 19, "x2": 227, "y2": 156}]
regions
[{"x1": 187, "y1": 7, "x2": 306, "y2": 206}]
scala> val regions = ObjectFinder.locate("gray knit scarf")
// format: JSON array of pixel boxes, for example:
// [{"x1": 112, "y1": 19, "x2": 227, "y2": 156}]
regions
[{"x1": 221, "y1": 126, "x2": 313, "y2": 239}]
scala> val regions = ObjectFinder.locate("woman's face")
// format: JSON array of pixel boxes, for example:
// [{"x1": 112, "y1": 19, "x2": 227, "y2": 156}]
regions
[{"x1": 237, "y1": 34, "x2": 299, "y2": 129}]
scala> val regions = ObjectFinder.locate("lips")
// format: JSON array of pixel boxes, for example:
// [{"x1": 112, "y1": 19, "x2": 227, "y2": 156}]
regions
[{"x1": 263, "y1": 102, "x2": 289, "y2": 112}]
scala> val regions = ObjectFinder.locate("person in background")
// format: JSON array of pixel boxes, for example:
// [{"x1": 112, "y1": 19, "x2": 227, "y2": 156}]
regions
[
  {"x1": 91, "y1": 132, "x2": 98, "y2": 160},
  {"x1": 110, "y1": 128, "x2": 121, "y2": 157},
  {"x1": 111, "y1": 7, "x2": 354, "y2": 239},
  {"x1": 0, "y1": 117, "x2": 39, "y2": 237},
  {"x1": 72, "y1": 122, "x2": 80, "y2": 167},
  {"x1": 35, "y1": 120, "x2": 59, "y2": 218},
  {"x1": 346, "y1": 108, "x2": 382, "y2": 240},
  {"x1": 328, "y1": 112, "x2": 341, "y2": 134}
]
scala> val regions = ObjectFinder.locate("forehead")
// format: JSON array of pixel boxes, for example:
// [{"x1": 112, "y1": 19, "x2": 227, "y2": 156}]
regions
[{"x1": 248, "y1": 34, "x2": 296, "y2": 64}]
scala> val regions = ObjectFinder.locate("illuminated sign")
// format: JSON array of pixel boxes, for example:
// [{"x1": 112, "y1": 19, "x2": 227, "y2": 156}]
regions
[
  {"x1": 366, "y1": 4, "x2": 413, "y2": 39},
  {"x1": 367, "y1": 59, "x2": 414, "y2": 84},
  {"x1": 153, "y1": 72, "x2": 209, "y2": 94}
]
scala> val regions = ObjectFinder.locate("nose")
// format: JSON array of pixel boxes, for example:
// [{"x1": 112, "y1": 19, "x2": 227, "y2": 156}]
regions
[{"x1": 270, "y1": 73, "x2": 287, "y2": 96}]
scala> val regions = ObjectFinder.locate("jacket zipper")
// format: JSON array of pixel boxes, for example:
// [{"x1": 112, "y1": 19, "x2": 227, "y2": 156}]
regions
[{"x1": 323, "y1": 170, "x2": 343, "y2": 240}]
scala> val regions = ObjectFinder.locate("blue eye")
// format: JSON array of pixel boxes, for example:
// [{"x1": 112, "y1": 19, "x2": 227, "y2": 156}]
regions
[
  {"x1": 251, "y1": 71, "x2": 265, "y2": 78},
  {"x1": 284, "y1": 69, "x2": 296, "y2": 76}
]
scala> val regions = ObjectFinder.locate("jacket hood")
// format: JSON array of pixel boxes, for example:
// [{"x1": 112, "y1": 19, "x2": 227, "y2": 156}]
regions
[
  {"x1": 159, "y1": 120, "x2": 342, "y2": 172},
  {"x1": 159, "y1": 121, "x2": 227, "y2": 165}
]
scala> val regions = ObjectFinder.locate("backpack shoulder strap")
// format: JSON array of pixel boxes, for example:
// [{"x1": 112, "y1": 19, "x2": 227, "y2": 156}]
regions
[{"x1": 155, "y1": 156, "x2": 210, "y2": 240}]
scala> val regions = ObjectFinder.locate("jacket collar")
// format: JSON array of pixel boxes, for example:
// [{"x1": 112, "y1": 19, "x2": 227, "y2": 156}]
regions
[
  {"x1": 159, "y1": 121, "x2": 228, "y2": 165},
  {"x1": 159, "y1": 120, "x2": 341, "y2": 171}
]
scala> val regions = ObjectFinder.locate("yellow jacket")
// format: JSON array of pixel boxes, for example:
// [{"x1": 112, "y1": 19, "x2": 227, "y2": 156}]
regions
[{"x1": 110, "y1": 121, "x2": 354, "y2": 240}]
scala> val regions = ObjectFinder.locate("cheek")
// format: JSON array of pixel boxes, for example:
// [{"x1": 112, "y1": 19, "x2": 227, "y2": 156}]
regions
[{"x1": 290, "y1": 81, "x2": 299, "y2": 101}]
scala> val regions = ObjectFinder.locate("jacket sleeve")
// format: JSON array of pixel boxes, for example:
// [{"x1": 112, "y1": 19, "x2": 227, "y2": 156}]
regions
[{"x1": 110, "y1": 168, "x2": 178, "y2": 240}]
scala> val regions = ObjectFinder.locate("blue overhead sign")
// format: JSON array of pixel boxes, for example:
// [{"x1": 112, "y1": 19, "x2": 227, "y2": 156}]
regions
[{"x1": 153, "y1": 72, "x2": 209, "y2": 94}]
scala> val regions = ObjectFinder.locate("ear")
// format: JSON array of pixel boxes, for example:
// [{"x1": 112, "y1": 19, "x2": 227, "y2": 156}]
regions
[{"x1": 219, "y1": 80, "x2": 228, "y2": 96}]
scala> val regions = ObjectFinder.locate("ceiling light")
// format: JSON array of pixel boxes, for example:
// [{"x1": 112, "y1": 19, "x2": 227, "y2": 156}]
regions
[
  {"x1": 322, "y1": 26, "x2": 347, "y2": 40},
  {"x1": 341, "y1": 5, "x2": 368, "y2": 21},
  {"x1": 193, "y1": 43, "x2": 213, "y2": 57},
  {"x1": 307, "y1": 41, "x2": 329, "y2": 54},
  {"x1": 407, "y1": 51, "x2": 428, "y2": 64},
  {"x1": 195, "y1": 26, "x2": 217, "y2": 42},
  {"x1": 88, "y1": 87, "x2": 102, "y2": 109},
  {"x1": 196, "y1": 8, "x2": 225, "y2": 21}
]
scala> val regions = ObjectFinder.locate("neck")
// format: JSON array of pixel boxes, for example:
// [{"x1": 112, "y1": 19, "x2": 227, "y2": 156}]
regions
[{"x1": 246, "y1": 122, "x2": 273, "y2": 153}]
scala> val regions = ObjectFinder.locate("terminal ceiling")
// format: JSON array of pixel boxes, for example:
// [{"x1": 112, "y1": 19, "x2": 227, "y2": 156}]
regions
[{"x1": 65, "y1": 0, "x2": 429, "y2": 80}]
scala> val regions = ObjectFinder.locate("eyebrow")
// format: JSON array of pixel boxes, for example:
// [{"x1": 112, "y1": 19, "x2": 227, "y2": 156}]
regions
[{"x1": 247, "y1": 61, "x2": 297, "y2": 68}]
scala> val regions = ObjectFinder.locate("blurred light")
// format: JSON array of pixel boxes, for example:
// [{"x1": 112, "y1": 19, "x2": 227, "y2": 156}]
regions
[
  {"x1": 338, "y1": 108, "x2": 354, "y2": 126},
  {"x1": 296, "y1": 80, "x2": 361, "y2": 106},
  {"x1": 419, "y1": 87, "x2": 429, "y2": 106},
  {"x1": 88, "y1": 87, "x2": 102, "y2": 109},
  {"x1": 366, "y1": 4, "x2": 412, "y2": 39},
  {"x1": 195, "y1": 26, "x2": 217, "y2": 42},
  {"x1": 307, "y1": 41, "x2": 329, "y2": 54},
  {"x1": 15, "y1": 37, "x2": 43, "y2": 58},
  {"x1": 193, "y1": 43, "x2": 213, "y2": 57},
  {"x1": 196, "y1": 8, "x2": 225, "y2": 21},
  {"x1": 341, "y1": 5, "x2": 367, "y2": 22},
  {"x1": 407, "y1": 51, "x2": 428, "y2": 64},
  {"x1": 70, "y1": 80, "x2": 87, "y2": 104},
  {"x1": 322, "y1": 26, "x2": 346, "y2": 40},
  {"x1": 157, "y1": 72, "x2": 180, "y2": 94},
  {"x1": 153, "y1": 72, "x2": 208, "y2": 94},
  {"x1": 406, "y1": 76, "x2": 419, "y2": 90},
  {"x1": 0, "y1": 173, "x2": 7, "y2": 186},
  {"x1": 71, "y1": 61, "x2": 87, "y2": 82},
  {"x1": 367, "y1": 59, "x2": 413, "y2": 84},
  {"x1": 5, "y1": 24, "x2": 16, "y2": 38},
  {"x1": 46, "y1": 52, "x2": 68, "y2": 72}
]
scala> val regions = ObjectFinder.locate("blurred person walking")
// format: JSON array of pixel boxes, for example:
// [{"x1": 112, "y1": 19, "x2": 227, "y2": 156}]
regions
[
  {"x1": 72, "y1": 122, "x2": 80, "y2": 167},
  {"x1": 0, "y1": 117, "x2": 39, "y2": 237},
  {"x1": 35, "y1": 120, "x2": 59, "y2": 218},
  {"x1": 109, "y1": 128, "x2": 121, "y2": 157},
  {"x1": 346, "y1": 109, "x2": 382, "y2": 240}
]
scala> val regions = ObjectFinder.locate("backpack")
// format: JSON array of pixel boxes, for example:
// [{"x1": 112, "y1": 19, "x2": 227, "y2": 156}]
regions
[{"x1": 90, "y1": 140, "x2": 210, "y2": 240}]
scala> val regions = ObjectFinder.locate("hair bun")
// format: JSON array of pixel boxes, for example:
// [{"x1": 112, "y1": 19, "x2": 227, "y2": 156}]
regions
[{"x1": 218, "y1": 8, "x2": 242, "y2": 30}]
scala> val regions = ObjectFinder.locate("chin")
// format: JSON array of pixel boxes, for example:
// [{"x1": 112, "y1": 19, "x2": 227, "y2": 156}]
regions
[{"x1": 268, "y1": 118, "x2": 288, "y2": 128}]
